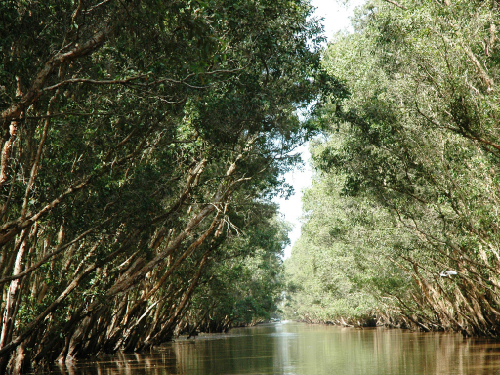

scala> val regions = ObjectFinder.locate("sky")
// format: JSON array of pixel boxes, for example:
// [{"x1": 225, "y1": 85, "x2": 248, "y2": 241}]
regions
[
  {"x1": 311, "y1": 0, "x2": 364, "y2": 44},
  {"x1": 275, "y1": 0, "x2": 364, "y2": 259}
]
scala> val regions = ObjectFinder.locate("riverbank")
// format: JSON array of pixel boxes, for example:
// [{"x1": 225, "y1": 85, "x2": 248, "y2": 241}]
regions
[{"x1": 288, "y1": 312, "x2": 424, "y2": 332}]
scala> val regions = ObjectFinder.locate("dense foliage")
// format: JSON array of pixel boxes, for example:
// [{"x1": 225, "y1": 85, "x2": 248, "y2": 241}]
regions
[
  {"x1": 285, "y1": 0, "x2": 500, "y2": 336},
  {"x1": 0, "y1": 1, "x2": 330, "y2": 373}
]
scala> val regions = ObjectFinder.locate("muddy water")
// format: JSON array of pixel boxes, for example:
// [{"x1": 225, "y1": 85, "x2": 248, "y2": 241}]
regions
[{"x1": 49, "y1": 322, "x2": 500, "y2": 374}]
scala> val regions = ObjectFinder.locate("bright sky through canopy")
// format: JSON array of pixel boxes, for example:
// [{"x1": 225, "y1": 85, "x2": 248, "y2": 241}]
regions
[{"x1": 277, "y1": 0, "x2": 364, "y2": 259}]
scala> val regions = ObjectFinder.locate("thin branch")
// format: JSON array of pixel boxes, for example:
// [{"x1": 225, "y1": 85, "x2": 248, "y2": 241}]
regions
[
  {"x1": 382, "y1": 0, "x2": 407, "y2": 10},
  {"x1": 1, "y1": 25, "x2": 112, "y2": 128},
  {"x1": 0, "y1": 224, "x2": 105, "y2": 286},
  {"x1": 43, "y1": 75, "x2": 146, "y2": 91}
]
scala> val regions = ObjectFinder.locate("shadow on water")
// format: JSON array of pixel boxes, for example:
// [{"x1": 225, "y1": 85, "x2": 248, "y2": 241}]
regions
[{"x1": 43, "y1": 322, "x2": 500, "y2": 375}]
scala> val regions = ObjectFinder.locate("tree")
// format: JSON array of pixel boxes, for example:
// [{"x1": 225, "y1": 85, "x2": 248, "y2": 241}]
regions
[
  {"x1": 0, "y1": 0, "x2": 327, "y2": 372},
  {"x1": 286, "y1": 0, "x2": 500, "y2": 337}
]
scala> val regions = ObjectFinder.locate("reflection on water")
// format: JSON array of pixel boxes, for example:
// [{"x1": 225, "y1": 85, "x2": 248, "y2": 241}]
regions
[{"x1": 47, "y1": 322, "x2": 500, "y2": 375}]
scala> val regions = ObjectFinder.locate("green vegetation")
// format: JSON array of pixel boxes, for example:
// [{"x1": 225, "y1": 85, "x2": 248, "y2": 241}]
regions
[
  {"x1": 285, "y1": 0, "x2": 500, "y2": 337},
  {"x1": 0, "y1": 1, "x2": 336, "y2": 373},
  {"x1": 4, "y1": 0, "x2": 500, "y2": 373}
]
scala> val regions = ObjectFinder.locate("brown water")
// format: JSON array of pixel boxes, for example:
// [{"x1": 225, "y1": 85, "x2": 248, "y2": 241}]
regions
[{"x1": 49, "y1": 322, "x2": 500, "y2": 375}]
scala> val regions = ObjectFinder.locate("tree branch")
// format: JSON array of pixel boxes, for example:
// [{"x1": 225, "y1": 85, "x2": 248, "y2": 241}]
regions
[{"x1": 382, "y1": 0, "x2": 407, "y2": 10}]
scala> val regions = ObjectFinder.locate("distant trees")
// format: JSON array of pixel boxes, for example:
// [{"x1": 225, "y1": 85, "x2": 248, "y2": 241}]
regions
[
  {"x1": 285, "y1": 0, "x2": 500, "y2": 336},
  {"x1": 0, "y1": 0, "x2": 328, "y2": 373}
]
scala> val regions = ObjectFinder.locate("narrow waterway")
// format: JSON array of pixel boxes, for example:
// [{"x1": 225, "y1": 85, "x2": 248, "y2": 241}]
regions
[{"x1": 48, "y1": 322, "x2": 500, "y2": 375}]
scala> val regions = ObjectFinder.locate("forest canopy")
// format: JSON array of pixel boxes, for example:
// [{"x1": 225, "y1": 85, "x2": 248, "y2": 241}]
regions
[
  {"x1": 4, "y1": 0, "x2": 500, "y2": 373},
  {"x1": 285, "y1": 0, "x2": 500, "y2": 337},
  {"x1": 0, "y1": 0, "x2": 337, "y2": 373}
]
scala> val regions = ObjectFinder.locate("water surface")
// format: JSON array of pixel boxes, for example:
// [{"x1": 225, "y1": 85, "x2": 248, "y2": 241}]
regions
[{"x1": 51, "y1": 322, "x2": 500, "y2": 374}]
